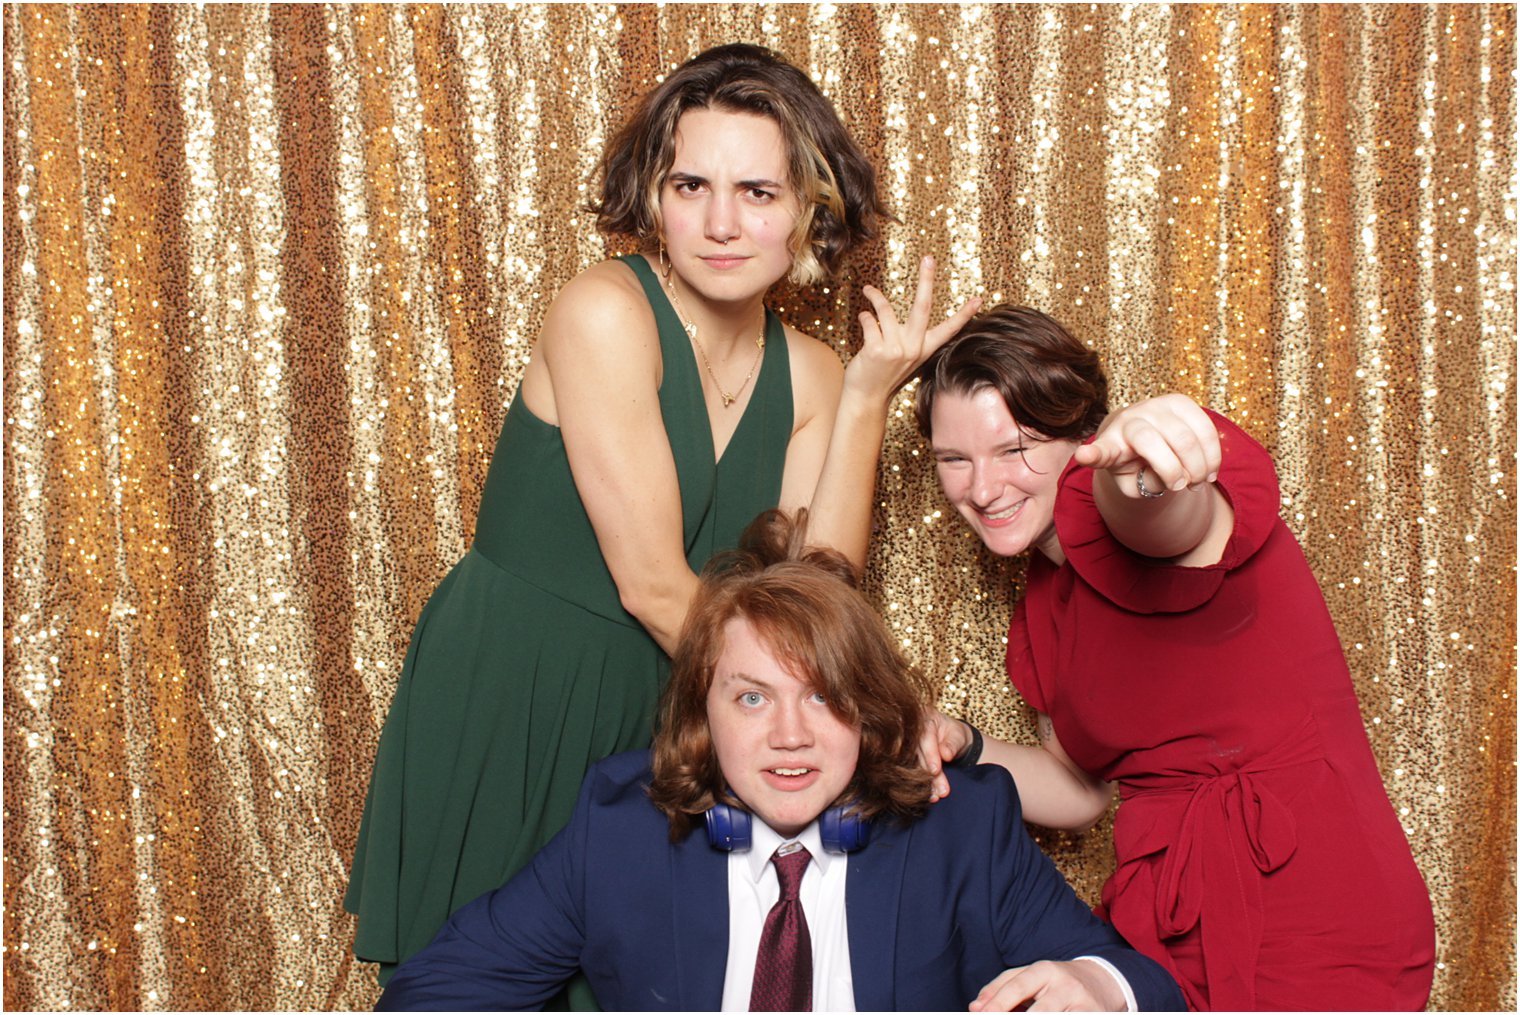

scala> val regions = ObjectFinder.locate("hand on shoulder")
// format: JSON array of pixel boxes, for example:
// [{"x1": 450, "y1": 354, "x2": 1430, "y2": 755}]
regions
[{"x1": 916, "y1": 709, "x2": 977, "y2": 803}]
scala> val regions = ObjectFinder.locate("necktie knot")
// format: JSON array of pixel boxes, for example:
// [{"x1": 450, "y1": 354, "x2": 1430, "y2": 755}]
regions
[{"x1": 773, "y1": 845, "x2": 810, "y2": 900}]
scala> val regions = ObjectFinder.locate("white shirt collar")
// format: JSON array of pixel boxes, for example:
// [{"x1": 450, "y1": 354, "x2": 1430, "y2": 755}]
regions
[{"x1": 739, "y1": 814, "x2": 839, "y2": 883}]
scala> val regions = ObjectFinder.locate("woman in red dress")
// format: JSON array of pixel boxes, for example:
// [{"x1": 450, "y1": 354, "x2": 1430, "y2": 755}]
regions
[{"x1": 919, "y1": 305, "x2": 1435, "y2": 1011}]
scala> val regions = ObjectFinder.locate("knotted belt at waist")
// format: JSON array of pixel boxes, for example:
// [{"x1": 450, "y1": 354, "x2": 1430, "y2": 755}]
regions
[{"x1": 1104, "y1": 717, "x2": 1324, "y2": 1011}]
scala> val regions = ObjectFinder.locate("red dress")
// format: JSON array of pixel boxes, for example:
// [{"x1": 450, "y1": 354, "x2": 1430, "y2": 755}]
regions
[{"x1": 1007, "y1": 412, "x2": 1435, "y2": 1011}]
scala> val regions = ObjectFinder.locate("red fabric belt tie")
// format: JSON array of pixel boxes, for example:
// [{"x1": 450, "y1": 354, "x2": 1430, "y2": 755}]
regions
[{"x1": 1109, "y1": 720, "x2": 1321, "y2": 1011}]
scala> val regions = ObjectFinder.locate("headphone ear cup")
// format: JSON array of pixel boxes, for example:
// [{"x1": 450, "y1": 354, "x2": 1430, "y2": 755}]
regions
[
  {"x1": 705, "y1": 803, "x2": 753, "y2": 852},
  {"x1": 818, "y1": 806, "x2": 871, "y2": 854}
]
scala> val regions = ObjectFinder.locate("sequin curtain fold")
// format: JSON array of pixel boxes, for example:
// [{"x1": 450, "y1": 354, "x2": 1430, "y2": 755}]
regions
[{"x1": 3, "y1": 4, "x2": 1514, "y2": 1010}]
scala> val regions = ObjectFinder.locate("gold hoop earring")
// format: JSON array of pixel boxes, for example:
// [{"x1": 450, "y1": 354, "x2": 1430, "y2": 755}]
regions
[{"x1": 658, "y1": 241, "x2": 672, "y2": 281}]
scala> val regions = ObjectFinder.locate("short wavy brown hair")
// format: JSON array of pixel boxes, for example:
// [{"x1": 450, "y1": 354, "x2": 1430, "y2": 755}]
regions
[
  {"x1": 914, "y1": 304, "x2": 1110, "y2": 441},
  {"x1": 649, "y1": 510, "x2": 935, "y2": 840},
  {"x1": 592, "y1": 43, "x2": 888, "y2": 285}
]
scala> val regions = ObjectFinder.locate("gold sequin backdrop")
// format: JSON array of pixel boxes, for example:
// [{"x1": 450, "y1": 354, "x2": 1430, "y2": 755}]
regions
[{"x1": 3, "y1": 3, "x2": 1514, "y2": 1010}]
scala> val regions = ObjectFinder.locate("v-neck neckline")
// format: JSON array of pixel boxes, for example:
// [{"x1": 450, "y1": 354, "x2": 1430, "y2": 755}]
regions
[{"x1": 641, "y1": 254, "x2": 773, "y2": 469}]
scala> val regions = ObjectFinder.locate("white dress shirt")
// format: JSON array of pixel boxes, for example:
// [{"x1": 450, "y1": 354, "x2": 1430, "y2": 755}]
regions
[
  {"x1": 717, "y1": 815, "x2": 1136, "y2": 1012},
  {"x1": 721, "y1": 818, "x2": 855, "y2": 1012}
]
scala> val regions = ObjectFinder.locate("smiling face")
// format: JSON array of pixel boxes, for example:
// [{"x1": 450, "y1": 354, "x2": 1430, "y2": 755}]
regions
[
  {"x1": 660, "y1": 107, "x2": 801, "y2": 305},
  {"x1": 706, "y1": 616, "x2": 861, "y2": 839},
  {"x1": 931, "y1": 386, "x2": 1081, "y2": 562}
]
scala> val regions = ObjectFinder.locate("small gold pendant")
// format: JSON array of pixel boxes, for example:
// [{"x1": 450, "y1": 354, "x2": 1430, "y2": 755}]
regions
[{"x1": 720, "y1": 393, "x2": 736, "y2": 407}]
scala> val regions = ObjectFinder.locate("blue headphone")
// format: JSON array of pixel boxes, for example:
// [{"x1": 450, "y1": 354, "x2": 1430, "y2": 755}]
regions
[{"x1": 704, "y1": 802, "x2": 871, "y2": 854}]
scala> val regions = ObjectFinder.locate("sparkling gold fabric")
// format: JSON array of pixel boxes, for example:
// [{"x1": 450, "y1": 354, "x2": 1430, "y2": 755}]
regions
[{"x1": 3, "y1": 5, "x2": 1513, "y2": 1010}]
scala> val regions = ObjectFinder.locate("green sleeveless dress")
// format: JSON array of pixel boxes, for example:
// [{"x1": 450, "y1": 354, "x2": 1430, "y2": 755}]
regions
[{"x1": 345, "y1": 254, "x2": 793, "y2": 986}]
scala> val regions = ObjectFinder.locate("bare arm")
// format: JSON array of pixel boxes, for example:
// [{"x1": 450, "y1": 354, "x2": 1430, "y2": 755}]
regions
[
  {"x1": 1075, "y1": 393, "x2": 1233, "y2": 567},
  {"x1": 526, "y1": 263, "x2": 699, "y2": 654},
  {"x1": 921, "y1": 710, "x2": 1114, "y2": 832},
  {"x1": 526, "y1": 256, "x2": 977, "y2": 652},
  {"x1": 983, "y1": 714, "x2": 1115, "y2": 832},
  {"x1": 780, "y1": 256, "x2": 981, "y2": 571}
]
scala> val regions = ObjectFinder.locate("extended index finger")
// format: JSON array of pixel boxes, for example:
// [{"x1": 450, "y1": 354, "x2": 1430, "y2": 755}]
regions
[
  {"x1": 1072, "y1": 428, "x2": 1135, "y2": 472},
  {"x1": 925, "y1": 294, "x2": 983, "y2": 354}
]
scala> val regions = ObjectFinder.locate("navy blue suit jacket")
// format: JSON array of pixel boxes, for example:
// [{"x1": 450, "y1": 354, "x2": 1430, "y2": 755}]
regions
[{"x1": 378, "y1": 752, "x2": 1182, "y2": 1011}]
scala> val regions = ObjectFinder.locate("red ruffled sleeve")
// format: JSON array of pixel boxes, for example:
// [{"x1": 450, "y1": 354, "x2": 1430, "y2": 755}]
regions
[{"x1": 1052, "y1": 410, "x2": 1281, "y2": 614}]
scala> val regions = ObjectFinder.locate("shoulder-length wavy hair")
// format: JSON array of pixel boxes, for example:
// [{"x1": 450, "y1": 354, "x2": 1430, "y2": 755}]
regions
[
  {"x1": 591, "y1": 43, "x2": 888, "y2": 285},
  {"x1": 649, "y1": 510, "x2": 935, "y2": 840},
  {"x1": 914, "y1": 304, "x2": 1110, "y2": 442}
]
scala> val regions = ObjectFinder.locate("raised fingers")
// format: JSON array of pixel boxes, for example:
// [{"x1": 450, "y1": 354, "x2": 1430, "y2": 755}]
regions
[
  {"x1": 906, "y1": 255, "x2": 937, "y2": 336},
  {"x1": 860, "y1": 284, "x2": 900, "y2": 335},
  {"x1": 857, "y1": 308, "x2": 884, "y2": 349},
  {"x1": 926, "y1": 292, "x2": 984, "y2": 353}
]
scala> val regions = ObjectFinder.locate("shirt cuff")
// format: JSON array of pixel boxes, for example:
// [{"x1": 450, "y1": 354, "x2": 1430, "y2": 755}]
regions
[{"x1": 1072, "y1": 955, "x2": 1137, "y2": 1013}]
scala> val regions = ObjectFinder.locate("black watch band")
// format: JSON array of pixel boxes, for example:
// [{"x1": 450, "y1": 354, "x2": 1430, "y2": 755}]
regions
[{"x1": 951, "y1": 720, "x2": 984, "y2": 768}]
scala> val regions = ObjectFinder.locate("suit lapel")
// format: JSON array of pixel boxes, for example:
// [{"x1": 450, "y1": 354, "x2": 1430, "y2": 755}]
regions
[
  {"x1": 845, "y1": 821, "x2": 911, "y2": 1012},
  {"x1": 670, "y1": 831, "x2": 730, "y2": 1009}
]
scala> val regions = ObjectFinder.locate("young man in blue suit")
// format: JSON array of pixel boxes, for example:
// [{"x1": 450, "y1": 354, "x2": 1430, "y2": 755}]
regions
[{"x1": 378, "y1": 512, "x2": 1183, "y2": 1012}]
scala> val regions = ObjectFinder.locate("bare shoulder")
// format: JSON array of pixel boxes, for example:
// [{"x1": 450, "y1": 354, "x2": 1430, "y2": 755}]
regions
[
  {"x1": 524, "y1": 259, "x2": 659, "y2": 423},
  {"x1": 784, "y1": 325, "x2": 845, "y2": 425},
  {"x1": 540, "y1": 258, "x2": 656, "y2": 357}
]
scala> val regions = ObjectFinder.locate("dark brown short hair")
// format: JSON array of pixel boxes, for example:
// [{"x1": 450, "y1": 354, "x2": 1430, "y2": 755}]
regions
[
  {"x1": 592, "y1": 43, "x2": 888, "y2": 284},
  {"x1": 914, "y1": 304, "x2": 1110, "y2": 441},
  {"x1": 649, "y1": 510, "x2": 935, "y2": 840}
]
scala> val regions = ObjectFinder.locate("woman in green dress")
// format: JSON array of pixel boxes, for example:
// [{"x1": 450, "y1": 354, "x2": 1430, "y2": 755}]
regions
[{"x1": 345, "y1": 43, "x2": 978, "y2": 988}]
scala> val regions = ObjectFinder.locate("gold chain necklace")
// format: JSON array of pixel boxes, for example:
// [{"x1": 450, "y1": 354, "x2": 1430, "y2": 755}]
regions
[{"x1": 663, "y1": 276, "x2": 766, "y2": 409}]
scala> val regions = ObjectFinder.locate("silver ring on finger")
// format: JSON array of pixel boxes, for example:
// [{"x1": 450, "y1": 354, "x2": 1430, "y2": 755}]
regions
[{"x1": 1135, "y1": 467, "x2": 1166, "y2": 499}]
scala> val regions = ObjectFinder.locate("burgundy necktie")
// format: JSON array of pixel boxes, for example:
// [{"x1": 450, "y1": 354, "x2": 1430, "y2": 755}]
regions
[{"x1": 749, "y1": 844, "x2": 813, "y2": 1012}]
